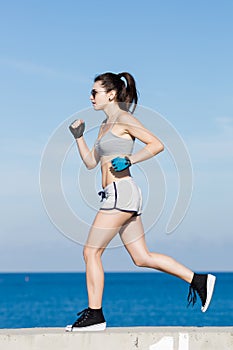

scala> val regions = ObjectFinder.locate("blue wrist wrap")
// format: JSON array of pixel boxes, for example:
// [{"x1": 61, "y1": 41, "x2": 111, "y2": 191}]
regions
[{"x1": 111, "y1": 156, "x2": 131, "y2": 172}]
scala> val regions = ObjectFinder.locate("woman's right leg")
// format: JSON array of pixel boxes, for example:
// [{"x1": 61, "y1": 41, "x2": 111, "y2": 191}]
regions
[
  {"x1": 119, "y1": 215, "x2": 193, "y2": 282},
  {"x1": 119, "y1": 215, "x2": 216, "y2": 312}
]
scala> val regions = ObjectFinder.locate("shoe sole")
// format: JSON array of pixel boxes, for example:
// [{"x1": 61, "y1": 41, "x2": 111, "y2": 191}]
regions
[
  {"x1": 201, "y1": 274, "x2": 216, "y2": 312},
  {"x1": 65, "y1": 322, "x2": 106, "y2": 332}
]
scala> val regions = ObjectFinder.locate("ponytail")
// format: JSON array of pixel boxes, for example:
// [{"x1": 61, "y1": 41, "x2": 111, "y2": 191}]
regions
[
  {"x1": 94, "y1": 72, "x2": 138, "y2": 113},
  {"x1": 117, "y1": 72, "x2": 138, "y2": 113}
]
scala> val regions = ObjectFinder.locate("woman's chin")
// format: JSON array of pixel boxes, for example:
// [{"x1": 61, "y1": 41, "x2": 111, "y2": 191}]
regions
[{"x1": 92, "y1": 104, "x2": 102, "y2": 111}]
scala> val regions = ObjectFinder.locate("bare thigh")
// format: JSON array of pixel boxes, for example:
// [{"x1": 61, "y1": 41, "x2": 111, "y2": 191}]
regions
[
  {"x1": 119, "y1": 215, "x2": 150, "y2": 262},
  {"x1": 85, "y1": 210, "x2": 134, "y2": 249}
]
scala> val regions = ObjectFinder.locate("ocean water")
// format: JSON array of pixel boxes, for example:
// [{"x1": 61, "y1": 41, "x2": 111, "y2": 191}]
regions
[{"x1": 0, "y1": 272, "x2": 232, "y2": 329}]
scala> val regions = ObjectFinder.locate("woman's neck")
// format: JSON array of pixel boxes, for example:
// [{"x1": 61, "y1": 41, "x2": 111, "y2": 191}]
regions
[{"x1": 103, "y1": 104, "x2": 122, "y2": 123}]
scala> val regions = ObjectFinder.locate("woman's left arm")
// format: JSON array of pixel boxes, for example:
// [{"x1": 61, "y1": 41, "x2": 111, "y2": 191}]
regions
[{"x1": 121, "y1": 114, "x2": 164, "y2": 164}]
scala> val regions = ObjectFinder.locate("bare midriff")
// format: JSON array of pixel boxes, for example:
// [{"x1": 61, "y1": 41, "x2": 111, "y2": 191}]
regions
[{"x1": 100, "y1": 154, "x2": 132, "y2": 189}]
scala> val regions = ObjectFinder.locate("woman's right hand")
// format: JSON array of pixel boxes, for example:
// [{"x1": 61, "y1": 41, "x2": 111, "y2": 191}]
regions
[{"x1": 69, "y1": 119, "x2": 85, "y2": 139}]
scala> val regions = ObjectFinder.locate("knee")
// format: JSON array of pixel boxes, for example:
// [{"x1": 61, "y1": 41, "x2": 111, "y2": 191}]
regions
[
  {"x1": 132, "y1": 253, "x2": 150, "y2": 268},
  {"x1": 83, "y1": 246, "x2": 103, "y2": 264}
]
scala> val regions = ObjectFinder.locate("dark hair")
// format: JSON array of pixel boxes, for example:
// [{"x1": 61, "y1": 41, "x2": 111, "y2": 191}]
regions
[{"x1": 94, "y1": 72, "x2": 138, "y2": 113}]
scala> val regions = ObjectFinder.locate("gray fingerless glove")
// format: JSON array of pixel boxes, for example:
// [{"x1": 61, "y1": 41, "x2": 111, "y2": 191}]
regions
[{"x1": 69, "y1": 121, "x2": 85, "y2": 139}]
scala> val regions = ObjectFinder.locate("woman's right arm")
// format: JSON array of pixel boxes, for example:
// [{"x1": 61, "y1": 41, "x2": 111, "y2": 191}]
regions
[
  {"x1": 75, "y1": 136, "x2": 100, "y2": 170},
  {"x1": 69, "y1": 119, "x2": 101, "y2": 170}
]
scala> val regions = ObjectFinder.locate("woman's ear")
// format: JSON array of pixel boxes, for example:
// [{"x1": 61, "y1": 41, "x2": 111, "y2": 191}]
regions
[{"x1": 108, "y1": 90, "x2": 116, "y2": 102}]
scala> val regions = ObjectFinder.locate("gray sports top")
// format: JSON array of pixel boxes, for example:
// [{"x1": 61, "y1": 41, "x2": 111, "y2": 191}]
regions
[{"x1": 94, "y1": 130, "x2": 135, "y2": 157}]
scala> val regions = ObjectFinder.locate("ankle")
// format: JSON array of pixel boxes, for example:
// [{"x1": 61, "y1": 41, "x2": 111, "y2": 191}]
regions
[
  {"x1": 88, "y1": 306, "x2": 102, "y2": 312},
  {"x1": 191, "y1": 273, "x2": 207, "y2": 288},
  {"x1": 188, "y1": 272, "x2": 195, "y2": 284}
]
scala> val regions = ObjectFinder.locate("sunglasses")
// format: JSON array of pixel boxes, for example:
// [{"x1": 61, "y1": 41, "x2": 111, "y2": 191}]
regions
[{"x1": 90, "y1": 89, "x2": 107, "y2": 98}]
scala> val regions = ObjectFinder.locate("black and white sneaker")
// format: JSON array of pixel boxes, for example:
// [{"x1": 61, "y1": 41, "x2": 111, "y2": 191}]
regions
[
  {"x1": 65, "y1": 307, "x2": 106, "y2": 332},
  {"x1": 187, "y1": 273, "x2": 216, "y2": 312}
]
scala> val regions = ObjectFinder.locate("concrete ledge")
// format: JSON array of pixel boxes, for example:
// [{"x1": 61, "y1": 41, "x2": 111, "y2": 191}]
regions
[{"x1": 0, "y1": 327, "x2": 232, "y2": 350}]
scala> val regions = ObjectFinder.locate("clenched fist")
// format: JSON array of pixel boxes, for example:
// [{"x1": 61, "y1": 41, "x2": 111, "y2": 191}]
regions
[{"x1": 69, "y1": 119, "x2": 85, "y2": 139}]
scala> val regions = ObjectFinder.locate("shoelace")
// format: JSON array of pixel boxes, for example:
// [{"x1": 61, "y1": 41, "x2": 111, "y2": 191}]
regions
[
  {"x1": 98, "y1": 191, "x2": 106, "y2": 202},
  {"x1": 187, "y1": 286, "x2": 197, "y2": 307},
  {"x1": 75, "y1": 308, "x2": 90, "y2": 323},
  {"x1": 77, "y1": 308, "x2": 88, "y2": 317}
]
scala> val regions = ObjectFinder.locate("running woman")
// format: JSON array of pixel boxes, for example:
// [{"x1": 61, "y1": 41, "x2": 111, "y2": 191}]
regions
[{"x1": 66, "y1": 72, "x2": 216, "y2": 332}]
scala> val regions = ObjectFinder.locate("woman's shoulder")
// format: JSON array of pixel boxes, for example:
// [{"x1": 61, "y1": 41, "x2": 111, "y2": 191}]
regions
[
  {"x1": 118, "y1": 111, "x2": 142, "y2": 129},
  {"x1": 118, "y1": 111, "x2": 137, "y2": 124}
]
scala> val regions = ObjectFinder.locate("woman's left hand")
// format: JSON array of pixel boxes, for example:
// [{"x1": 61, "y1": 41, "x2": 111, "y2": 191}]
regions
[{"x1": 111, "y1": 156, "x2": 131, "y2": 172}]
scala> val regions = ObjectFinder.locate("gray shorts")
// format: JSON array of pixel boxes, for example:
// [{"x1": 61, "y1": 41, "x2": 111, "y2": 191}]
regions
[{"x1": 98, "y1": 177, "x2": 143, "y2": 216}]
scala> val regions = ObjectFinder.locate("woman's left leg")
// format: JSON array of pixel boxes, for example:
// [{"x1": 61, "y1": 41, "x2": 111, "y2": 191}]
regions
[
  {"x1": 84, "y1": 209, "x2": 134, "y2": 309},
  {"x1": 120, "y1": 215, "x2": 193, "y2": 282},
  {"x1": 66, "y1": 209, "x2": 134, "y2": 332}
]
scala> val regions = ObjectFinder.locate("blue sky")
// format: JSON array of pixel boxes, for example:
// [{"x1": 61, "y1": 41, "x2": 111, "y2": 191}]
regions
[{"x1": 0, "y1": 0, "x2": 232, "y2": 272}]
